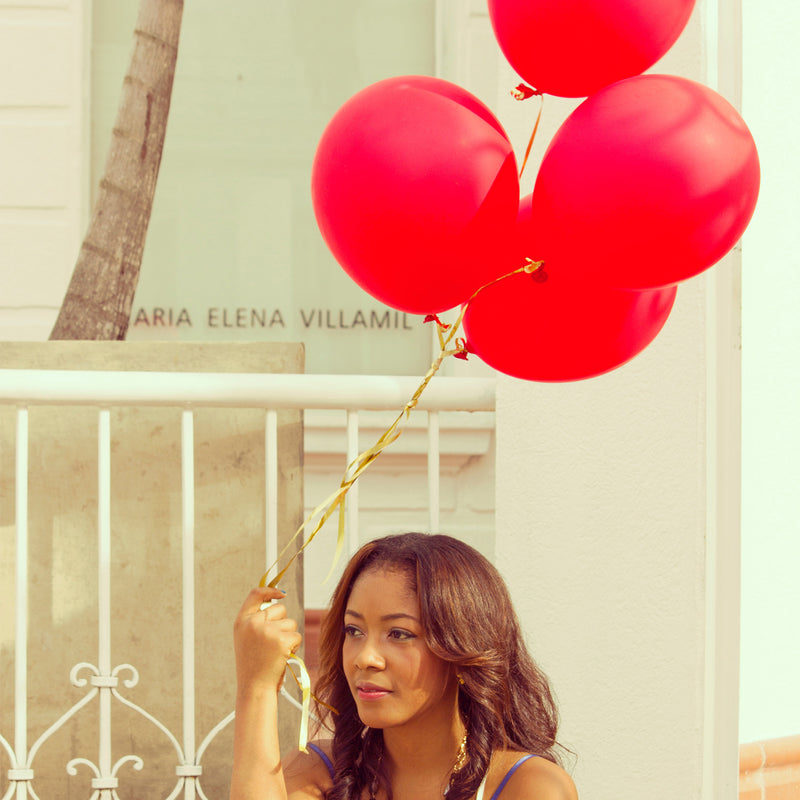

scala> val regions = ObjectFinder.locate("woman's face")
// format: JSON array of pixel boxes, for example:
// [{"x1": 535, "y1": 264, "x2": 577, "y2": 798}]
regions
[{"x1": 342, "y1": 566, "x2": 458, "y2": 731}]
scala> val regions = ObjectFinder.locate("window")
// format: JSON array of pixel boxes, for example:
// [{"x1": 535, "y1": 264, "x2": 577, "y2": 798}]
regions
[{"x1": 92, "y1": 1, "x2": 436, "y2": 373}]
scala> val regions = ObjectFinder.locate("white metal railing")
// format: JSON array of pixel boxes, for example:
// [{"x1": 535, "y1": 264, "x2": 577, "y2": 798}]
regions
[{"x1": 0, "y1": 369, "x2": 495, "y2": 800}]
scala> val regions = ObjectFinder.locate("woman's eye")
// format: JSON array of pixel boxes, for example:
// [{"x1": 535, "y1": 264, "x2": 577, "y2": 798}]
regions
[
  {"x1": 388, "y1": 629, "x2": 415, "y2": 641},
  {"x1": 344, "y1": 624, "x2": 364, "y2": 638}
]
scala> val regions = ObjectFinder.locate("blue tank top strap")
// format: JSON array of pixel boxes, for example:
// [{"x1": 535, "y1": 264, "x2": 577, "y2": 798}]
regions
[
  {"x1": 489, "y1": 754, "x2": 539, "y2": 800},
  {"x1": 307, "y1": 742, "x2": 335, "y2": 779}
]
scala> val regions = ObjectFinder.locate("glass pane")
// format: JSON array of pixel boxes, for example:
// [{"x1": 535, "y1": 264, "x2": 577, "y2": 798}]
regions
[{"x1": 92, "y1": 0, "x2": 435, "y2": 374}]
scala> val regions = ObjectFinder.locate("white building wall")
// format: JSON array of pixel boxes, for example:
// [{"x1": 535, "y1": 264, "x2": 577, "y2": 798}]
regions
[
  {"x1": 0, "y1": 0, "x2": 88, "y2": 340},
  {"x1": 487, "y1": 2, "x2": 743, "y2": 798}
]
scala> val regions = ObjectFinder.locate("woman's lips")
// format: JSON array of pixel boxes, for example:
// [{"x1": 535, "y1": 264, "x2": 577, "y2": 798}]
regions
[{"x1": 356, "y1": 684, "x2": 391, "y2": 700}]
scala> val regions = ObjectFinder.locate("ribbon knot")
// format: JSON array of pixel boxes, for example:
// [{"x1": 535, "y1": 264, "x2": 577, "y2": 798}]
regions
[
  {"x1": 523, "y1": 258, "x2": 545, "y2": 273},
  {"x1": 511, "y1": 83, "x2": 540, "y2": 101},
  {"x1": 424, "y1": 313, "x2": 450, "y2": 330}
]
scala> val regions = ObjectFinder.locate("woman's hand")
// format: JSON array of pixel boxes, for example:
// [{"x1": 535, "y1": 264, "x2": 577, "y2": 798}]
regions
[{"x1": 233, "y1": 587, "x2": 303, "y2": 696}]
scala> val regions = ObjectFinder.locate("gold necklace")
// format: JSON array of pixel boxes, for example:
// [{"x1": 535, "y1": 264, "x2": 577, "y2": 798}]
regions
[
  {"x1": 369, "y1": 732, "x2": 468, "y2": 800},
  {"x1": 443, "y1": 731, "x2": 469, "y2": 796}
]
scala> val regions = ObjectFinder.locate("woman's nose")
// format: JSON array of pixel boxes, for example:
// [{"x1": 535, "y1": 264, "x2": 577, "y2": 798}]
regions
[{"x1": 354, "y1": 638, "x2": 385, "y2": 670}]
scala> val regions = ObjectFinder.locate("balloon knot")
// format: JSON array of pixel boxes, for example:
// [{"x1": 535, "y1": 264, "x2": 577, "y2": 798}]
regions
[
  {"x1": 453, "y1": 338, "x2": 470, "y2": 361},
  {"x1": 511, "y1": 83, "x2": 540, "y2": 101},
  {"x1": 424, "y1": 313, "x2": 450, "y2": 330},
  {"x1": 522, "y1": 258, "x2": 544, "y2": 273},
  {"x1": 523, "y1": 258, "x2": 548, "y2": 283}
]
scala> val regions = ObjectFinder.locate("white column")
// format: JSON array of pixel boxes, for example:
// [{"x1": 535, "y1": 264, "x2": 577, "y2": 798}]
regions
[
  {"x1": 702, "y1": 0, "x2": 743, "y2": 794},
  {"x1": 181, "y1": 410, "x2": 197, "y2": 798},
  {"x1": 265, "y1": 409, "x2": 279, "y2": 571}
]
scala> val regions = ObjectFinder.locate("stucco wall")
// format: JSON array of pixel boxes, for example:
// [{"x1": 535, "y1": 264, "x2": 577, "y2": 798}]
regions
[
  {"x1": 490, "y1": 2, "x2": 742, "y2": 798},
  {"x1": 496, "y1": 283, "x2": 713, "y2": 798}
]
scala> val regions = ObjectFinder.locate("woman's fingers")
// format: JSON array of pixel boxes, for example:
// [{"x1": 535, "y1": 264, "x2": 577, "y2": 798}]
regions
[
  {"x1": 264, "y1": 602, "x2": 289, "y2": 621},
  {"x1": 239, "y1": 586, "x2": 286, "y2": 616},
  {"x1": 288, "y1": 631, "x2": 303, "y2": 656},
  {"x1": 275, "y1": 619, "x2": 302, "y2": 656},
  {"x1": 234, "y1": 587, "x2": 304, "y2": 692},
  {"x1": 236, "y1": 587, "x2": 292, "y2": 627}
]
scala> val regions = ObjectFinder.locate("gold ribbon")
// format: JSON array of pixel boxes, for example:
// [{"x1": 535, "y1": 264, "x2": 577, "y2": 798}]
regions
[
  {"x1": 259, "y1": 261, "x2": 544, "y2": 593},
  {"x1": 510, "y1": 83, "x2": 544, "y2": 180},
  {"x1": 258, "y1": 310, "x2": 468, "y2": 592},
  {"x1": 260, "y1": 261, "x2": 545, "y2": 751},
  {"x1": 259, "y1": 83, "x2": 547, "y2": 593}
]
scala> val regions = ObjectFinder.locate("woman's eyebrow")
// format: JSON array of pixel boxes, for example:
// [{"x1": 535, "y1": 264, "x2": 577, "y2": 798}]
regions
[{"x1": 344, "y1": 609, "x2": 420, "y2": 623}]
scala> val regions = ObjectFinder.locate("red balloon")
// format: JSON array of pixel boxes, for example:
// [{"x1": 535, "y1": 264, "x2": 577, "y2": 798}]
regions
[
  {"x1": 311, "y1": 76, "x2": 520, "y2": 314},
  {"x1": 462, "y1": 196, "x2": 677, "y2": 382},
  {"x1": 487, "y1": 0, "x2": 696, "y2": 97},
  {"x1": 530, "y1": 74, "x2": 760, "y2": 289}
]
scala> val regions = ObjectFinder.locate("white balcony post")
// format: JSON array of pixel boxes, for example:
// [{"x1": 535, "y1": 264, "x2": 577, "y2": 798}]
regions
[
  {"x1": 265, "y1": 409, "x2": 279, "y2": 571},
  {"x1": 14, "y1": 408, "x2": 29, "y2": 800},
  {"x1": 181, "y1": 409, "x2": 197, "y2": 798},
  {"x1": 97, "y1": 409, "x2": 113, "y2": 798}
]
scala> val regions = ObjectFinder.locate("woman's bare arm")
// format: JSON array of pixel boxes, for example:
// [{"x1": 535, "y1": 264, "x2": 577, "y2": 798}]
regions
[{"x1": 229, "y1": 587, "x2": 303, "y2": 800}]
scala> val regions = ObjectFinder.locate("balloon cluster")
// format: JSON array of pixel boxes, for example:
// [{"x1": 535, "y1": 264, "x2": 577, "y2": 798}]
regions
[{"x1": 311, "y1": 0, "x2": 760, "y2": 382}]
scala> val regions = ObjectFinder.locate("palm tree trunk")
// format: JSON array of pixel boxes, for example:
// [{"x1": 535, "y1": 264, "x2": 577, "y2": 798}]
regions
[{"x1": 50, "y1": 0, "x2": 184, "y2": 340}]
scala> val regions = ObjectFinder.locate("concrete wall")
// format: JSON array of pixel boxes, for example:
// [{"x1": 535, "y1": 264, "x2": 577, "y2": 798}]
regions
[{"x1": 0, "y1": 342, "x2": 304, "y2": 797}]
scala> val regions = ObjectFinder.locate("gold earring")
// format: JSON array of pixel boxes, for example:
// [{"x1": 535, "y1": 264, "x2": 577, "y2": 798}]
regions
[{"x1": 457, "y1": 673, "x2": 465, "y2": 685}]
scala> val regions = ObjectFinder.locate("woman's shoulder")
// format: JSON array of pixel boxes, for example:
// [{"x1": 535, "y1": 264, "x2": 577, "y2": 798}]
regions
[
  {"x1": 283, "y1": 739, "x2": 335, "y2": 800},
  {"x1": 486, "y1": 750, "x2": 578, "y2": 800}
]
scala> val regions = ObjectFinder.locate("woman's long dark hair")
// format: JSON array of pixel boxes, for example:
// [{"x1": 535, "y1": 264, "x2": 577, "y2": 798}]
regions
[{"x1": 313, "y1": 533, "x2": 563, "y2": 800}]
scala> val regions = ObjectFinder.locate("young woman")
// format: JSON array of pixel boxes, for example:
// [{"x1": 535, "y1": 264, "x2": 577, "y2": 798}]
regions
[{"x1": 230, "y1": 533, "x2": 577, "y2": 800}]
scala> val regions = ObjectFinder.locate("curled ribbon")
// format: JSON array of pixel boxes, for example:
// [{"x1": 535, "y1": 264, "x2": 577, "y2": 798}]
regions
[
  {"x1": 258, "y1": 310, "x2": 467, "y2": 592},
  {"x1": 285, "y1": 656, "x2": 312, "y2": 752},
  {"x1": 516, "y1": 90, "x2": 544, "y2": 180}
]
